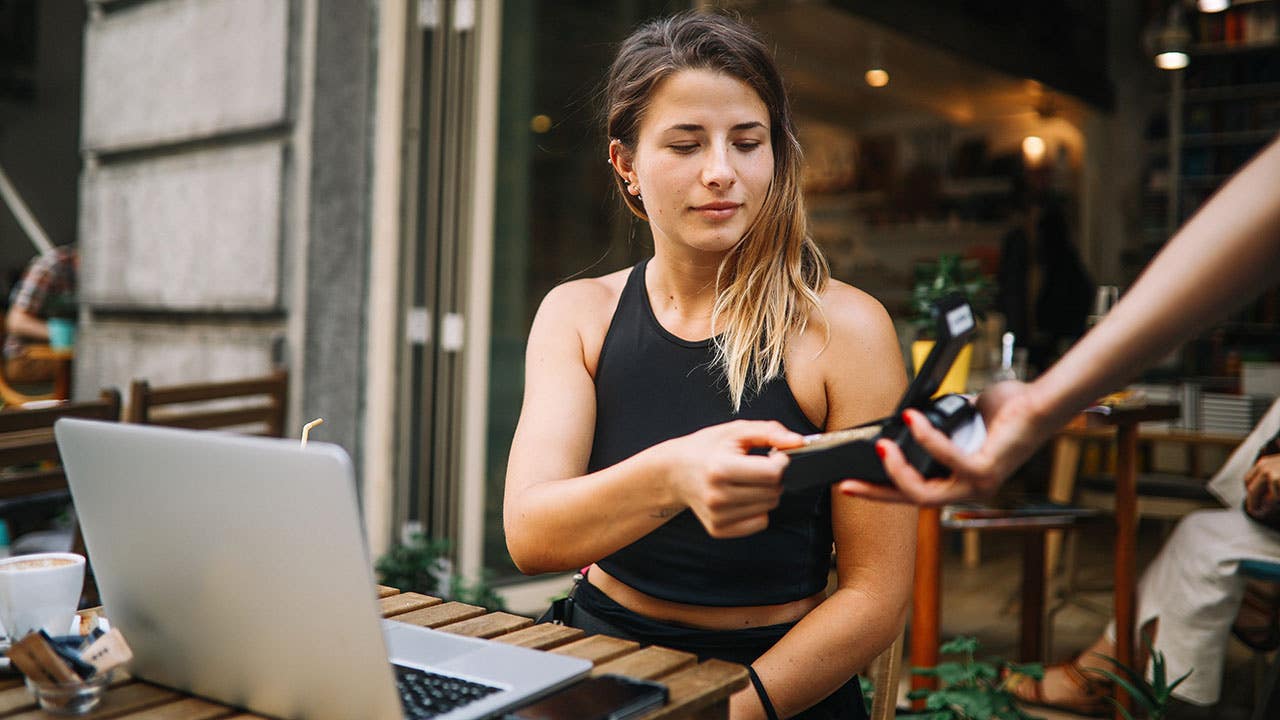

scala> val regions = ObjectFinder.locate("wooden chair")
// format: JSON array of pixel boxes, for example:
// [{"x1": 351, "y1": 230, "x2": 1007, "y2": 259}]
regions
[
  {"x1": 1044, "y1": 427, "x2": 1237, "y2": 646},
  {"x1": 0, "y1": 315, "x2": 59, "y2": 408},
  {"x1": 127, "y1": 369, "x2": 288, "y2": 438},
  {"x1": 865, "y1": 629, "x2": 905, "y2": 720},
  {"x1": 0, "y1": 389, "x2": 123, "y2": 605}
]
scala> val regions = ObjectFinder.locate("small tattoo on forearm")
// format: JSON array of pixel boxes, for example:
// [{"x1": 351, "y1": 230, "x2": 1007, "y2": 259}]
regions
[{"x1": 650, "y1": 507, "x2": 677, "y2": 519}]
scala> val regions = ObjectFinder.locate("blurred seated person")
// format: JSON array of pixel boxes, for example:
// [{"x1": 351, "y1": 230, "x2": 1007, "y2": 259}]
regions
[
  {"x1": 997, "y1": 190, "x2": 1093, "y2": 373},
  {"x1": 1007, "y1": 396, "x2": 1280, "y2": 715},
  {"x1": 4, "y1": 245, "x2": 77, "y2": 384}
]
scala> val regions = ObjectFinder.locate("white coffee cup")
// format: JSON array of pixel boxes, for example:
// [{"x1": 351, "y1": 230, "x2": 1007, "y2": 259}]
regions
[{"x1": 0, "y1": 553, "x2": 85, "y2": 641}]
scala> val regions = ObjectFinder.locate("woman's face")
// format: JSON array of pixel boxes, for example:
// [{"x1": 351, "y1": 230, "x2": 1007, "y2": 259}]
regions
[{"x1": 622, "y1": 68, "x2": 774, "y2": 257}]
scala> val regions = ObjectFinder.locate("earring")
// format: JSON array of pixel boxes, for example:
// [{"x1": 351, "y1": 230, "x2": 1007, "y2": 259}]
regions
[{"x1": 627, "y1": 182, "x2": 642, "y2": 200}]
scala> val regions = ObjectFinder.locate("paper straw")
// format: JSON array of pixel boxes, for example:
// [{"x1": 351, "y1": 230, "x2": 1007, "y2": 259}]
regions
[{"x1": 301, "y1": 418, "x2": 325, "y2": 447}]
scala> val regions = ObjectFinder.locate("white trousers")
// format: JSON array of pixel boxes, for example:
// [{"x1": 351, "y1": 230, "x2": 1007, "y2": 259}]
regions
[{"x1": 1104, "y1": 508, "x2": 1280, "y2": 705}]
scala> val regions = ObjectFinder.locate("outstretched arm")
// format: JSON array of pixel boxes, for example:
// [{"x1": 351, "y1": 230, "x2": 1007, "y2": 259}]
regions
[{"x1": 843, "y1": 137, "x2": 1280, "y2": 506}]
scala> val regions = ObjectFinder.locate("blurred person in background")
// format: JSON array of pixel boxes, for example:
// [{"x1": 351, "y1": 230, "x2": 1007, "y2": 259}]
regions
[
  {"x1": 996, "y1": 181, "x2": 1094, "y2": 374},
  {"x1": 4, "y1": 244, "x2": 77, "y2": 384},
  {"x1": 1004, "y1": 397, "x2": 1280, "y2": 715}
]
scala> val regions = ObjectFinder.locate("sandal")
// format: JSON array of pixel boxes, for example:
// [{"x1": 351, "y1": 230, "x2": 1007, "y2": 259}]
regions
[{"x1": 1005, "y1": 658, "x2": 1112, "y2": 717}]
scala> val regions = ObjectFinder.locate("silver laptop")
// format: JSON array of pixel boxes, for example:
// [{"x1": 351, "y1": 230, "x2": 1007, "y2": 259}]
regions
[{"x1": 54, "y1": 419, "x2": 590, "y2": 720}]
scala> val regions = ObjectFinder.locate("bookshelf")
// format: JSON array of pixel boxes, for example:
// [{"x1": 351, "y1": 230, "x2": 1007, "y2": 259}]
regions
[{"x1": 1138, "y1": 1, "x2": 1280, "y2": 378}]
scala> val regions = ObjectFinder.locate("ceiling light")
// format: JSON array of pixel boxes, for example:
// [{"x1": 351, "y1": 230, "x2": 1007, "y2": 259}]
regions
[
  {"x1": 1153, "y1": 3, "x2": 1192, "y2": 70},
  {"x1": 865, "y1": 39, "x2": 888, "y2": 88},
  {"x1": 1022, "y1": 136, "x2": 1047, "y2": 165},
  {"x1": 1155, "y1": 50, "x2": 1190, "y2": 69},
  {"x1": 1198, "y1": 0, "x2": 1229, "y2": 12}
]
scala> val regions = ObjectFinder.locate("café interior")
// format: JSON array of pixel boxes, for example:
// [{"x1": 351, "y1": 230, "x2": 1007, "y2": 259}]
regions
[{"x1": 0, "y1": 0, "x2": 1279, "y2": 718}]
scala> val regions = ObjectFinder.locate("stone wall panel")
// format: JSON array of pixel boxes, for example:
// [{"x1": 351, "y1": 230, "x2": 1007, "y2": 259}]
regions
[
  {"x1": 81, "y1": 141, "x2": 283, "y2": 308},
  {"x1": 82, "y1": 0, "x2": 289, "y2": 151}
]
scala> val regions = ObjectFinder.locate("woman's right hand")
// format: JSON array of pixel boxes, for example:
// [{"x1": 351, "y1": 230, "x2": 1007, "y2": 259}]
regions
[{"x1": 657, "y1": 420, "x2": 803, "y2": 539}]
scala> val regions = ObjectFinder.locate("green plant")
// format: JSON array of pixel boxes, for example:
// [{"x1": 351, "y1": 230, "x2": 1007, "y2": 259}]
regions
[
  {"x1": 859, "y1": 675, "x2": 875, "y2": 717},
  {"x1": 899, "y1": 636, "x2": 1044, "y2": 720},
  {"x1": 374, "y1": 533, "x2": 507, "y2": 611},
  {"x1": 1087, "y1": 635, "x2": 1191, "y2": 720},
  {"x1": 911, "y1": 255, "x2": 992, "y2": 338}
]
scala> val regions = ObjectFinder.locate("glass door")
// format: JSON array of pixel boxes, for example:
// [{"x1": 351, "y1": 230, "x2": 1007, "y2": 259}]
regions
[
  {"x1": 398, "y1": 0, "x2": 479, "y2": 547},
  {"x1": 482, "y1": 0, "x2": 687, "y2": 584}
]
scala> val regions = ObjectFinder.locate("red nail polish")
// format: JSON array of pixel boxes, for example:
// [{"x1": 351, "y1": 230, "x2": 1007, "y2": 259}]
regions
[
  {"x1": 902, "y1": 411, "x2": 913, "y2": 427},
  {"x1": 875, "y1": 442, "x2": 886, "y2": 460}
]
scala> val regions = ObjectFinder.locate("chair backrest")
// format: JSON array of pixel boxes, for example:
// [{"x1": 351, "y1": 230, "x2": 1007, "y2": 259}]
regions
[
  {"x1": 0, "y1": 389, "x2": 123, "y2": 605},
  {"x1": 0, "y1": 389, "x2": 122, "y2": 502},
  {"x1": 127, "y1": 369, "x2": 288, "y2": 438},
  {"x1": 866, "y1": 629, "x2": 904, "y2": 720}
]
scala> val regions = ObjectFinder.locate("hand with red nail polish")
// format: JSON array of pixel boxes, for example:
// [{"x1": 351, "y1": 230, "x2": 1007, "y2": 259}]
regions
[{"x1": 840, "y1": 382, "x2": 1050, "y2": 506}]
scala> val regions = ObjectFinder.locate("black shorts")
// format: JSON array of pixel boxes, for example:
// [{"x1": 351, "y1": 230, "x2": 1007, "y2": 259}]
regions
[{"x1": 538, "y1": 579, "x2": 869, "y2": 720}]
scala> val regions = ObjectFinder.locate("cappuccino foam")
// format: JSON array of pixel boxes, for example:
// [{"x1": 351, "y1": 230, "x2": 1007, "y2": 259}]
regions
[{"x1": 0, "y1": 558, "x2": 77, "y2": 572}]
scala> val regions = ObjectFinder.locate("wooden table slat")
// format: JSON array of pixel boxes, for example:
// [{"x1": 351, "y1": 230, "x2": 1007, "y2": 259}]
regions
[
  {"x1": 6, "y1": 681, "x2": 180, "y2": 720},
  {"x1": 437, "y1": 612, "x2": 533, "y2": 639},
  {"x1": 376, "y1": 585, "x2": 401, "y2": 598},
  {"x1": 491, "y1": 623, "x2": 586, "y2": 651},
  {"x1": 550, "y1": 635, "x2": 640, "y2": 665},
  {"x1": 378, "y1": 592, "x2": 442, "y2": 618},
  {"x1": 592, "y1": 646, "x2": 697, "y2": 681},
  {"x1": 0, "y1": 683, "x2": 37, "y2": 716},
  {"x1": 110, "y1": 696, "x2": 239, "y2": 720},
  {"x1": 389, "y1": 601, "x2": 486, "y2": 628},
  {"x1": 637, "y1": 659, "x2": 749, "y2": 720}
]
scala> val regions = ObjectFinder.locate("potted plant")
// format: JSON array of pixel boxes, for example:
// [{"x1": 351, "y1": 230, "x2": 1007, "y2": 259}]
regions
[
  {"x1": 1087, "y1": 636, "x2": 1191, "y2": 720},
  {"x1": 898, "y1": 635, "x2": 1192, "y2": 720},
  {"x1": 374, "y1": 533, "x2": 506, "y2": 611},
  {"x1": 899, "y1": 636, "x2": 1044, "y2": 720},
  {"x1": 909, "y1": 255, "x2": 992, "y2": 394}
]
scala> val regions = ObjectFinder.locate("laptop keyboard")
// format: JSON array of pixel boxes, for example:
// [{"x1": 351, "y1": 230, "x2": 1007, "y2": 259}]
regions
[{"x1": 395, "y1": 664, "x2": 502, "y2": 719}]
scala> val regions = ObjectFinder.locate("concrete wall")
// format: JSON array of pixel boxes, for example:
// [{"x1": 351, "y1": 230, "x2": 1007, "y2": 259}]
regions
[{"x1": 77, "y1": 0, "x2": 375, "y2": 467}]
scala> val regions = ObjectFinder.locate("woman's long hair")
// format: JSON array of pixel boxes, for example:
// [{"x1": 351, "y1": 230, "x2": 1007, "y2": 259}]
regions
[{"x1": 605, "y1": 11, "x2": 829, "y2": 411}]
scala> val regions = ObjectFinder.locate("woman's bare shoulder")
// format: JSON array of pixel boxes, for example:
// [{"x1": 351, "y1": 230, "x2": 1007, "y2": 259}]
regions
[
  {"x1": 532, "y1": 267, "x2": 633, "y2": 366},
  {"x1": 814, "y1": 279, "x2": 898, "y2": 344},
  {"x1": 538, "y1": 267, "x2": 629, "y2": 324}
]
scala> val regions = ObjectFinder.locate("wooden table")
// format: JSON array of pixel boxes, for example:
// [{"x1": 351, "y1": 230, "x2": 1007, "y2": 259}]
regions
[
  {"x1": 909, "y1": 510, "x2": 1083, "y2": 710},
  {"x1": 1080, "y1": 404, "x2": 1181, "y2": 720},
  {"x1": 0, "y1": 587, "x2": 747, "y2": 719}
]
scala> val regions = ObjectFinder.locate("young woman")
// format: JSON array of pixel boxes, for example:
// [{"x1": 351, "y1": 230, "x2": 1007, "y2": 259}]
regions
[{"x1": 503, "y1": 12, "x2": 915, "y2": 719}]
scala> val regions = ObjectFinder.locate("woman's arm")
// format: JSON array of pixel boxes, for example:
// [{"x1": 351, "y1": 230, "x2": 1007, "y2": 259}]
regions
[
  {"x1": 5, "y1": 306, "x2": 48, "y2": 341},
  {"x1": 732, "y1": 286, "x2": 916, "y2": 719},
  {"x1": 504, "y1": 280, "x2": 803, "y2": 574},
  {"x1": 844, "y1": 137, "x2": 1280, "y2": 506}
]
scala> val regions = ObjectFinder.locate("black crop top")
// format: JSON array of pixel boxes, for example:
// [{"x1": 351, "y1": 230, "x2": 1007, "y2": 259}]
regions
[{"x1": 591, "y1": 260, "x2": 832, "y2": 606}]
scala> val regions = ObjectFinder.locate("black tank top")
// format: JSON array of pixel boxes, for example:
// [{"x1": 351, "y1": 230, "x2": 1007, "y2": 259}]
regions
[{"x1": 591, "y1": 260, "x2": 832, "y2": 606}]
